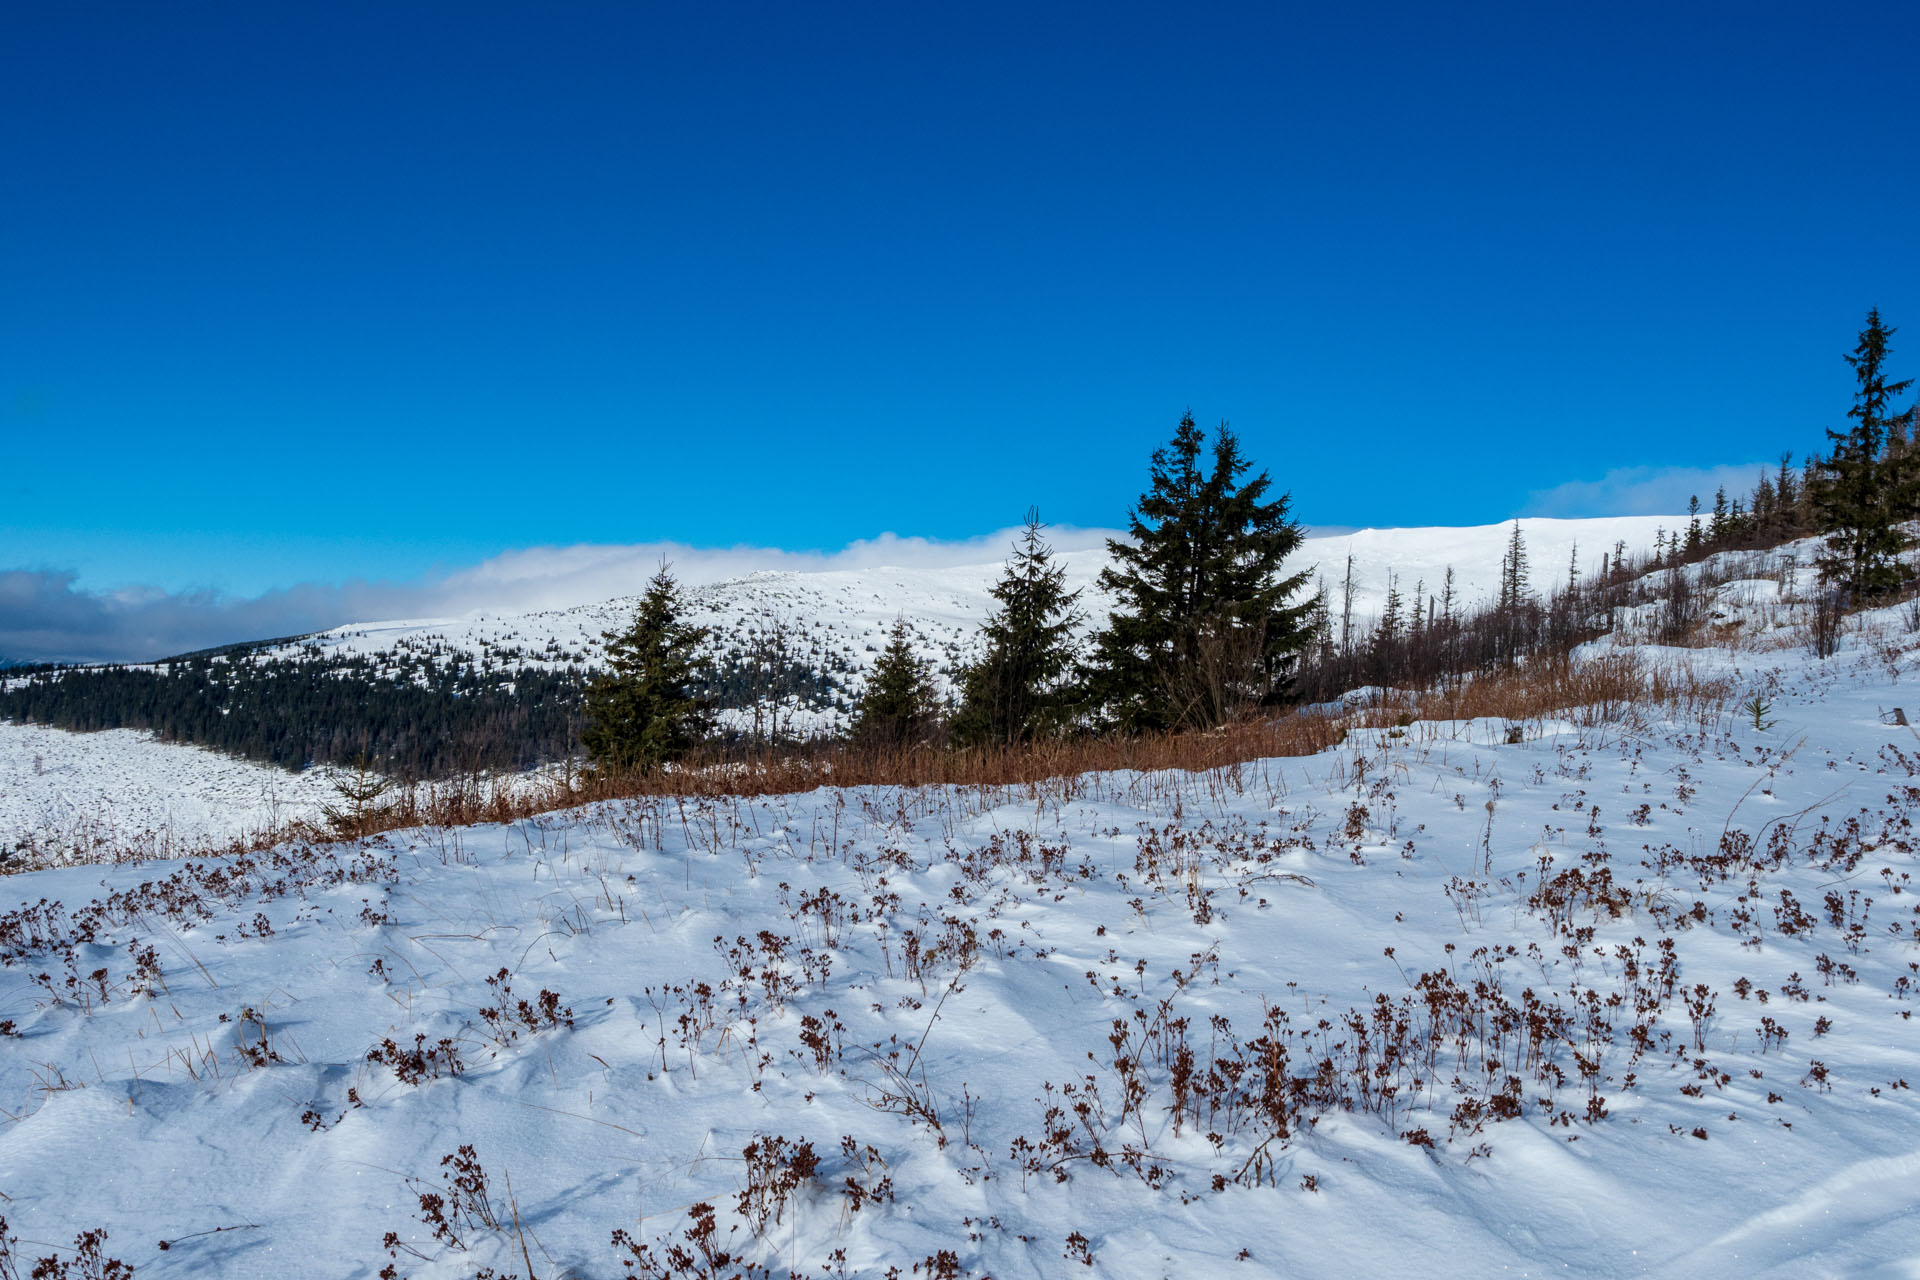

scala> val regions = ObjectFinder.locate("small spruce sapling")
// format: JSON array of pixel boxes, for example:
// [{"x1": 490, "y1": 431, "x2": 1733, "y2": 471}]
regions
[{"x1": 851, "y1": 618, "x2": 942, "y2": 749}]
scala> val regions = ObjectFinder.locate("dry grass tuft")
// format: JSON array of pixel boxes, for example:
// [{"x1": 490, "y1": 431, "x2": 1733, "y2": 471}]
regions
[{"x1": 1420, "y1": 652, "x2": 1733, "y2": 730}]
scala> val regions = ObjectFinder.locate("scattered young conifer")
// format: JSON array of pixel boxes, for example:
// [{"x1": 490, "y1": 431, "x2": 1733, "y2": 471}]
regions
[
  {"x1": 951, "y1": 510, "x2": 1084, "y2": 747},
  {"x1": 580, "y1": 564, "x2": 712, "y2": 773},
  {"x1": 1814, "y1": 308, "x2": 1916, "y2": 597},
  {"x1": 850, "y1": 618, "x2": 942, "y2": 750}
]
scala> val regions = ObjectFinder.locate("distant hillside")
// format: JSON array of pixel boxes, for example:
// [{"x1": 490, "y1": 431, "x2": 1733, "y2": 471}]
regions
[
  {"x1": 266, "y1": 514, "x2": 1679, "y2": 702},
  {"x1": 0, "y1": 516, "x2": 1678, "y2": 774}
]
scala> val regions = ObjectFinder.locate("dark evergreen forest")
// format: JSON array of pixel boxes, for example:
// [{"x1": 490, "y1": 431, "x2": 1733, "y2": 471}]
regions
[
  {"x1": 0, "y1": 634, "x2": 852, "y2": 778},
  {"x1": 0, "y1": 651, "x2": 586, "y2": 776}
]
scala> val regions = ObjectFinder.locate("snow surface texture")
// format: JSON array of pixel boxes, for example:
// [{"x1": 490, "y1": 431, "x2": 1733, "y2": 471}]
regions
[
  {"x1": 0, "y1": 722, "x2": 345, "y2": 865},
  {"x1": 2, "y1": 593, "x2": 1919, "y2": 1276},
  {"x1": 0, "y1": 725, "x2": 563, "y2": 869}
]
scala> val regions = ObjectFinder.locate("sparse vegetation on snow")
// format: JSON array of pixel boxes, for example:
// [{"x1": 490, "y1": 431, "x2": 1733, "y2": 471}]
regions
[{"x1": 3, "y1": 564, "x2": 1920, "y2": 1275}]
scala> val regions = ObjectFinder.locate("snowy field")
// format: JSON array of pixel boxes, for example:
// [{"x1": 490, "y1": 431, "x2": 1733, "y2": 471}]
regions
[
  {"x1": 0, "y1": 722, "x2": 345, "y2": 866},
  {"x1": 2, "y1": 595, "x2": 1919, "y2": 1276}
]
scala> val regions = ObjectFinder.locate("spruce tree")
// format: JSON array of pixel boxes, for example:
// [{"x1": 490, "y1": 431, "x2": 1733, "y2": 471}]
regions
[
  {"x1": 1814, "y1": 309, "x2": 1916, "y2": 597},
  {"x1": 1497, "y1": 521, "x2": 1530, "y2": 614},
  {"x1": 1303, "y1": 581, "x2": 1335, "y2": 692},
  {"x1": 951, "y1": 510, "x2": 1085, "y2": 747},
  {"x1": 580, "y1": 564, "x2": 712, "y2": 773},
  {"x1": 1088, "y1": 412, "x2": 1313, "y2": 732},
  {"x1": 1495, "y1": 520, "x2": 1533, "y2": 663},
  {"x1": 851, "y1": 618, "x2": 942, "y2": 749},
  {"x1": 1369, "y1": 572, "x2": 1404, "y2": 686},
  {"x1": 1776, "y1": 453, "x2": 1800, "y2": 533},
  {"x1": 1752, "y1": 468, "x2": 1778, "y2": 537}
]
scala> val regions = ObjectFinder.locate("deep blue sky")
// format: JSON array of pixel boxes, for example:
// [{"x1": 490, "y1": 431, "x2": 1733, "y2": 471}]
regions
[{"x1": 4, "y1": 1, "x2": 1917, "y2": 600}]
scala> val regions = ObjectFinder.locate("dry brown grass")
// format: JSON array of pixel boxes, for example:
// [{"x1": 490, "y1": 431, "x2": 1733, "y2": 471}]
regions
[
  {"x1": 26, "y1": 649, "x2": 1734, "y2": 865},
  {"x1": 309, "y1": 711, "x2": 1355, "y2": 843},
  {"x1": 313, "y1": 653, "x2": 1725, "y2": 844},
  {"x1": 1419, "y1": 651, "x2": 1733, "y2": 729}
]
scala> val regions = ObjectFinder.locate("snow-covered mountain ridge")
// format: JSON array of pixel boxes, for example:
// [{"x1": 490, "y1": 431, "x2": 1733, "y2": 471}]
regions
[
  {"x1": 272, "y1": 514, "x2": 1681, "y2": 692},
  {"x1": 0, "y1": 516, "x2": 1684, "y2": 859}
]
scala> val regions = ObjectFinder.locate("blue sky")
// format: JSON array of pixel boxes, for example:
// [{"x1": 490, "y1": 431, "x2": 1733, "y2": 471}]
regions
[{"x1": 3, "y1": 2, "x2": 1917, "y2": 655}]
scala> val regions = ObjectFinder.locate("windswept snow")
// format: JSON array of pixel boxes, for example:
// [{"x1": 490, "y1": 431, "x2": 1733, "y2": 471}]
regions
[
  {"x1": 0, "y1": 722, "x2": 344, "y2": 865},
  {"x1": 1, "y1": 586, "x2": 1918, "y2": 1276}
]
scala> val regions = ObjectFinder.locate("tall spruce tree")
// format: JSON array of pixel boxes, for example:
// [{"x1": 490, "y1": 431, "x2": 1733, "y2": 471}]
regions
[
  {"x1": 1814, "y1": 309, "x2": 1916, "y2": 597},
  {"x1": 1776, "y1": 453, "x2": 1803, "y2": 536},
  {"x1": 951, "y1": 510, "x2": 1084, "y2": 747},
  {"x1": 1369, "y1": 572, "x2": 1405, "y2": 685},
  {"x1": 1088, "y1": 412, "x2": 1312, "y2": 732},
  {"x1": 1495, "y1": 520, "x2": 1533, "y2": 664},
  {"x1": 580, "y1": 564, "x2": 712, "y2": 773},
  {"x1": 851, "y1": 618, "x2": 942, "y2": 749}
]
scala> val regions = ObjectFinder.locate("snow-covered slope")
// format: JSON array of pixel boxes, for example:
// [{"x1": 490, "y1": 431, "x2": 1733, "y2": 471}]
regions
[
  {"x1": 2, "y1": 584, "x2": 1918, "y2": 1276},
  {"x1": 1314, "y1": 515, "x2": 1678, "y2": 611},
  {"x1": 272, "y1": 514, "x2": 1682, "y2": 697},
  {"x1": 0, "y1": 721, "x2": 346, "y2": 866}
]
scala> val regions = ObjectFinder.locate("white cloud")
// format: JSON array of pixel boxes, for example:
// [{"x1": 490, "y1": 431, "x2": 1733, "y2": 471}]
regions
[
  {"x1": 1, "y1": 524, "x2": 1128, "y2": 665},
  {"x1": 1522, "y1": 463, "x2": 1775, "y2": 519},
  {"x1": 421, "y1": 524, "x2": 1128, "y2": 612},
  {"x1": 1, "y1": 498, "x2": 1734, "y2": 667}
]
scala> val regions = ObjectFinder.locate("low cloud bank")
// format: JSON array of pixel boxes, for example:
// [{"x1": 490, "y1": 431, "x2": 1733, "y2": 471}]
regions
[
  {"x1": 1522, "y1": 462, "x2": 1774, "y2": 519},
  {"x1": 1, "y1": 569, "x2": 412, "y2": 666},
  {"x1": 2, "y1": 483, "x2": 1746, "y2": 667},
  {"x1": 2, "y1": 526, "x2": 1126, "y2": 665}
]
